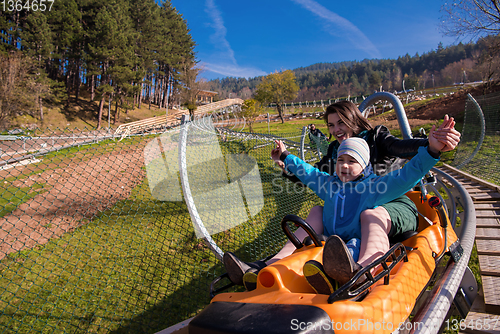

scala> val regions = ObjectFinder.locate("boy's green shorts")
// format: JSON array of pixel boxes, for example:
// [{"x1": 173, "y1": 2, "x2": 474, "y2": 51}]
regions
[{"x1": 381, "y1": 195, "x2": 419, "y2": 237}]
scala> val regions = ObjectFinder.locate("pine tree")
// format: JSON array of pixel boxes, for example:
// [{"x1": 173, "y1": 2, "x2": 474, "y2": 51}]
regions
[
  {"x1": 0, "y1": 11, "x2": 17, "y2": 51},
  {"x1": 89, "y1": 0, "x2": 136, "y2": 129},
  {"x1": 158, "y1": 0, "x2": 195, "y2": 110}
]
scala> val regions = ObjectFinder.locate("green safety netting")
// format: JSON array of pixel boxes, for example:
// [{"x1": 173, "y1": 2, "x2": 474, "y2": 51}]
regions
[
  {"x1": 451, "y1": 91, "x2": 500, "y2": 186},
  {"x1": 1, "y1": 88, "x2": 497, "y2": 333}
]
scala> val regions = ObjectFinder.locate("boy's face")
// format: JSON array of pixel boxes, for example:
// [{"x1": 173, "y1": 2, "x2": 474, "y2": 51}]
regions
[{"x1": 336, "y1": 154, "x2": 363, "y2": 183}]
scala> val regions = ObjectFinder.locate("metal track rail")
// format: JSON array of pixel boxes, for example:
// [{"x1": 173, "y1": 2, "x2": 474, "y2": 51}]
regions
[
  {"x1": 437, "y1": 164, "x2": 500, "y2": 333},
  {"x1": 410, "y1": 166, "x2": 477, "y2": 333}
]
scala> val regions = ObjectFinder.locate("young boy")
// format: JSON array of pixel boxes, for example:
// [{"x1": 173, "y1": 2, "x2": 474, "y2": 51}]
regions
[{"x1": 275, "y1": 131, "x2": 442, "y2": 294}]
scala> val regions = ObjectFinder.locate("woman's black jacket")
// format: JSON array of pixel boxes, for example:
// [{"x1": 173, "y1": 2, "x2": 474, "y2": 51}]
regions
[{"x1": 282, "y1": 125, "x2": 429, "y2": 184}]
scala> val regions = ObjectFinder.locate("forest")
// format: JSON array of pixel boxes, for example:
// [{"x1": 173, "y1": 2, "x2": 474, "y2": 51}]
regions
[
  {"x1": 207, "y1": 35, "x2": 500, "y2": 102},
  {"x1": 0, "y1": 0, "x2": 195, "y2": 129},
  {"x1": 1, "y1": 0, "x2": 500, "y2": 130}
]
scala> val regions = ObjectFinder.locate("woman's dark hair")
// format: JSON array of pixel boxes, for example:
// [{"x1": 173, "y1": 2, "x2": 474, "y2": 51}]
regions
[{"x1": 323, "y1": 101, "x2": 373, "y2": 139}]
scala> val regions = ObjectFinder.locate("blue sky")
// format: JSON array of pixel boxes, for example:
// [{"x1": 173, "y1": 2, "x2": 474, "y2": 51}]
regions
[{"x1": 170, "y1": 0, "x2": 460, "y2": 81}]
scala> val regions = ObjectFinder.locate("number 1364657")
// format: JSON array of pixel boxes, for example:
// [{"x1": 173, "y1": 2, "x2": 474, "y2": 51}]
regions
[
  {"x1": 1, "y1": 0, "x2": 54, "y2": 12},
  {"x1": 445, "y1": 318, "x2": 499, "y2": 331}
]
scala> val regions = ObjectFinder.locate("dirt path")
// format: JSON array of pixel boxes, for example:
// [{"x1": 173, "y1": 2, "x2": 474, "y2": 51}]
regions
[{"x1": 0, "y1": 147, "x2": 146, "y2": 259}]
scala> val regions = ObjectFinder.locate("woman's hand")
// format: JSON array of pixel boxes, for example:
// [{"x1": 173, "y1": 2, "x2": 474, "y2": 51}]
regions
[
  {"x1": 427, "y1": 125, "x2": 443, "y2": 155},
  {"x1": 428, "y1": 115, "x2": 460, "y2": 155},
  {"x1": 275, "y1": 160, "x2": 286, "y2": 170},
  {"x1": 432, "y1": 115, "x2": 461, "y2": 152}
]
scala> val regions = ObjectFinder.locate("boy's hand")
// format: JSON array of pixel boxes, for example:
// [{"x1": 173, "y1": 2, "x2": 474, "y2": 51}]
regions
[
  {"x1": 271, "y1": 140, "x2": 287, "y2": 162},
  {"x1": 432, "y1": 115, "x2": 461, "y2": 152}
]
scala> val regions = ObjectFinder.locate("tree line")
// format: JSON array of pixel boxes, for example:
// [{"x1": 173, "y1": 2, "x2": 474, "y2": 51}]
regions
[
  {"x1": 0, "y1": 0, "x2": 195, "y2": 129},
  {"x1": 207, "y1": 35, "x2": 500, "y2": 102}
]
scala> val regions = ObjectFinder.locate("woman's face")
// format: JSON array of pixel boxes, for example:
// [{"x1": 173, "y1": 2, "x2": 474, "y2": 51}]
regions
[{"x1": 327, "y1": 113, "x2": 354, "y2": 143}]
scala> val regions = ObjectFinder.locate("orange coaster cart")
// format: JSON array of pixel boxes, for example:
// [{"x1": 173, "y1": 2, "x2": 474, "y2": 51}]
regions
[{"x1": 189, "y1": 191, "x2": 467, "y2": 334}]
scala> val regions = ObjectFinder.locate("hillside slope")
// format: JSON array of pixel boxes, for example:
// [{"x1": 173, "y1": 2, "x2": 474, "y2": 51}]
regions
[{"x1": 369, "y1": 82, "x2": 500, "y2": 129}]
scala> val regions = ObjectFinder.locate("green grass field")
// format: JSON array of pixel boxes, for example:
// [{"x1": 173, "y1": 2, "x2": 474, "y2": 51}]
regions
[{"x1": 0, "y1": 115, "x2": 485, "y2": 333}]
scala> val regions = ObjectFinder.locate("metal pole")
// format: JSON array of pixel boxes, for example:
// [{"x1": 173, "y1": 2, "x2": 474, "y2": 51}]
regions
[
  {"x1": 267, "y1": 113, "x2": 270, "y2": 134},
  {"x1": 358, "y1": 92, "x2": 413, "y2": 139},
  {"x1": 300, "y1": 126, "x2": 307, "y2": 161},
  {"x1": 178, "y1": 114, "x2": 224, "y2": 260}
]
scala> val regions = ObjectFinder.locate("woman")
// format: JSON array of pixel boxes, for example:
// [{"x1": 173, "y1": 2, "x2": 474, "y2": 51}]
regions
[{"x1": 224, "y1": 101, "x2": 461, "y2": 289}]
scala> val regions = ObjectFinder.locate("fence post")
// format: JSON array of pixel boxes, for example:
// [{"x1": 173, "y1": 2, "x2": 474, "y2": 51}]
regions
[{"x1": 300, "y1": 126, "x2": 307, "y2": 161}]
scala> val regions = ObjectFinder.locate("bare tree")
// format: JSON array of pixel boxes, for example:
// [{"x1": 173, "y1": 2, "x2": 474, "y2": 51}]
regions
[
  {"x1": 441, "y1": 1, "x2": 500, "y2": 83},
  {"x1": 440, "y1": 0, "x2": 500, "y2": 38},
  {"x1": 476, "y1": 37, "x2": 500, "y2": 81},
  {"x1": 0, "y1": 52, "x2": 40, "y2": 130}
]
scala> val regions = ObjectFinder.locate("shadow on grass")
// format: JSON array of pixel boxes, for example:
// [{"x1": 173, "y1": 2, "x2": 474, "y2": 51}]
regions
[
  {"x1": 62, "y1": 97, "x2": 99, "y2": 124},
  {"x1": 110, "y1": 167, "x2": 322, "y2": 333}
]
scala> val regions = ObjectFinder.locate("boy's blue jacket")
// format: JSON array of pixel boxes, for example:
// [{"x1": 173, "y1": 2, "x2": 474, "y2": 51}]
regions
[{"x1": 282, "y1": 146, "x2": 439, "y2": 241}]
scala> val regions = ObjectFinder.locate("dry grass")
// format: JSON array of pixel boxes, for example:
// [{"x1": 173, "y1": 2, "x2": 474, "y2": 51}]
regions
[{"x1": 11, "y1": 95, "x2": 175, "y2": 131}]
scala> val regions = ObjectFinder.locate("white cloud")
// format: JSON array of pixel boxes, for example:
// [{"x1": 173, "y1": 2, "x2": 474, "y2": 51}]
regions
[
  {"x1": 204, "y1": 0, "x2": 236, "y2": 64},
  {"x1": 201, "y1": 62, "x2": 267, "y2": 79},
  {"x1": 204, "y1": 0, "x2": 266, "y2": 78},
  {"x1": 290, "y1": 0, "x2": 382, "y2": 59}
]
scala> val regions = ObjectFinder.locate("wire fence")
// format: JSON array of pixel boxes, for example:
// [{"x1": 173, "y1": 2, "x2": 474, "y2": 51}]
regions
[
  {"x1": 451, "y1": 91, "x2": 500, "y2": 185},
  {"x1": 0, "y1": 123, "x2": 323, "y2": 333},
  {"x1": 0, "y1": 86, "x2": 496, "y2": 333},
  {"x1": 270, "y1": 83, "x2": 471, "y2": 110}
]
